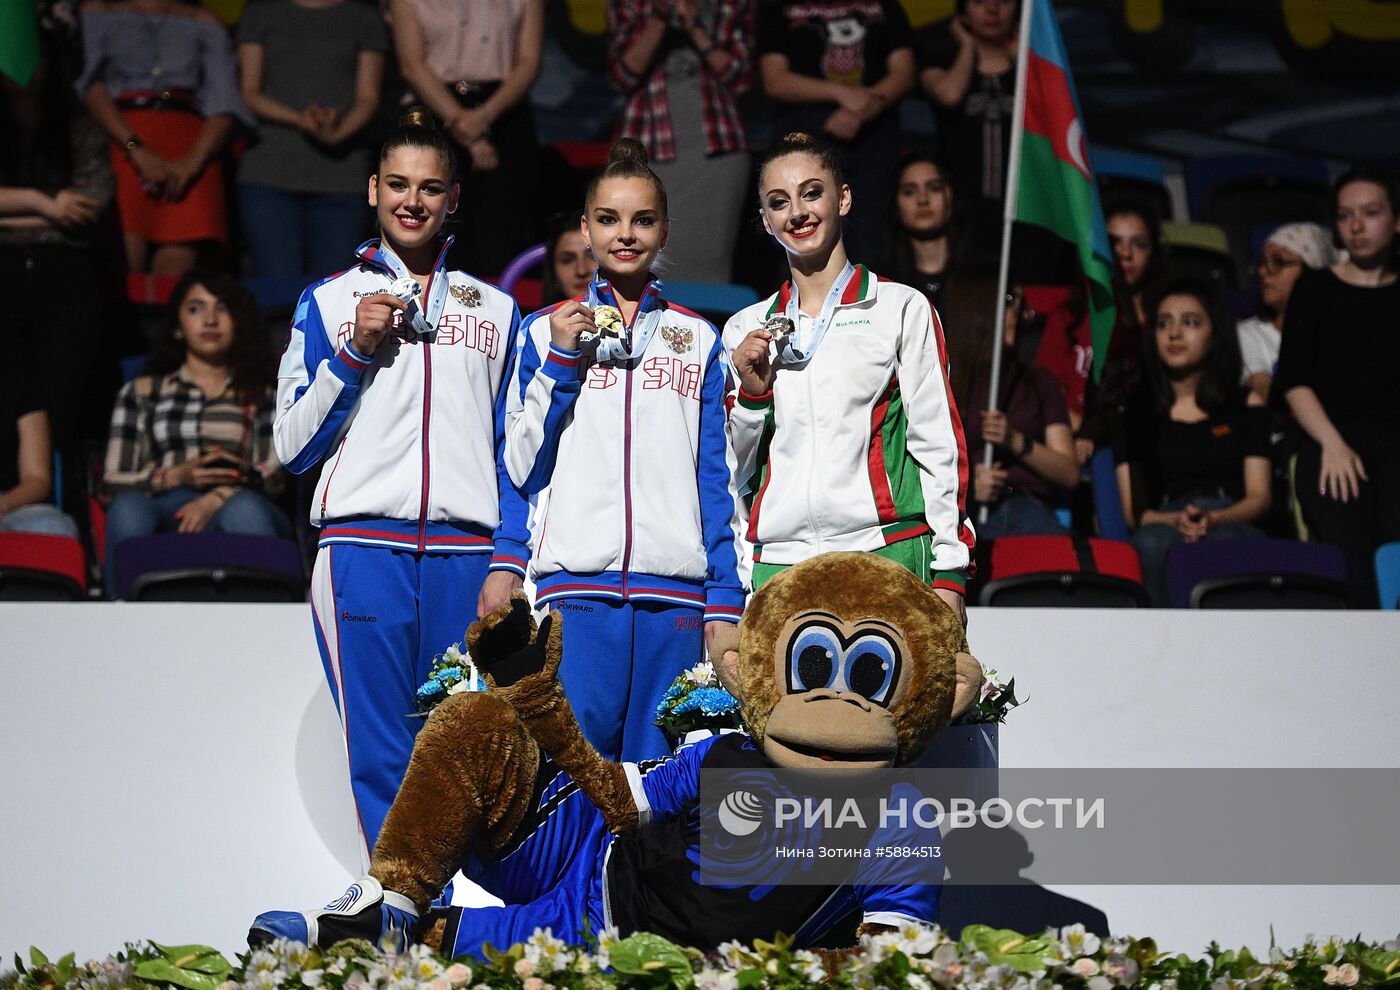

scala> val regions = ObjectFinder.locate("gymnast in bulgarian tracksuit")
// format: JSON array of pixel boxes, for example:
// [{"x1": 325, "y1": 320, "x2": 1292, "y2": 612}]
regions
[
  {"x1": 724, "y1": 132, "x2": 974, "y2": 625},
  {"x1": 273, "y1": 107, "x2": 530, "y2": 858},
  {"x1": 505, "y1": 138, "x2": 748, "y2": 761}
]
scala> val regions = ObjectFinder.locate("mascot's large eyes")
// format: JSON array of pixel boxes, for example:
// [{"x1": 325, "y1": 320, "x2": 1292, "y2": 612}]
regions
[
  {"x1": 789, "y1": 626, "x2": 841, "y2": 692},
  {"x1": 785, "y1": 622, "x2": 903, "y2": 706},
  {"x1": 844, "y1": 635, "x2": 898, "y2": 707}
]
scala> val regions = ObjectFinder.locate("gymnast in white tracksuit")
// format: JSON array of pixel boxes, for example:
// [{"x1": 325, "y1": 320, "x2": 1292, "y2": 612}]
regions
[
  {"x1": 724, "y1": 132, "x2": 974, "y2": 625},
  {"x1": 273, "y1": 109, "x2": 529, "y2": 859},
  {"x1": 504, "y1": 139, "x2": 748, "y2": 761}
]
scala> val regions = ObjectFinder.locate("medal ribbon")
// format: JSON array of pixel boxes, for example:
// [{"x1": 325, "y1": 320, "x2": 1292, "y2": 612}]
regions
[
  {"x1": 778, "y1": 261, "x2": 857, "y2": 365},
  {"x1": 357, "y1": 236, "x2": 454, "y2": 341},
  {"x1": 585, "y1": 275, "x2": 666, "y2": 364}
]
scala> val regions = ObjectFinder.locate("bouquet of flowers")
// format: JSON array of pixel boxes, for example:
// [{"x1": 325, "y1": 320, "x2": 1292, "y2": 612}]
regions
[
  {"x1": 958, "y1": 662, "x2": 1022, "y2": 725},
  {"x1": 654, "y1": 660, "x2": 742, "y2": 744},
  {"x1": 413, "y1": 642, "x2": 488, "y2": 715}
]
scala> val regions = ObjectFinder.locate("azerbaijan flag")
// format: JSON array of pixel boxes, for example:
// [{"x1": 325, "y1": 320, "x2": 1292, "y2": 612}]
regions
[{"x1": 1012, "y1": 0, "x2": 1117, "y2": 381}]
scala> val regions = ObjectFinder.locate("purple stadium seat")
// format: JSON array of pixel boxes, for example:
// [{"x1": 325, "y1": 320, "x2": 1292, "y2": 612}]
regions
[
  {"x1": 111, "y1": 533, "x2": 305, "y2": 602},
  {"x1": 1166, "y1": 538, "x2": 1351, "y2": 609}
]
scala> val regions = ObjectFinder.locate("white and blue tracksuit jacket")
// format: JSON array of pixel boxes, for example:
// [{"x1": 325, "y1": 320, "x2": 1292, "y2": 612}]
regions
[
  {"x1": 273, "y1": 239, "x2": 530, "y2": 573},
  {"x1": 504, "y1": 282, "x2": 748, "y2": 621}
]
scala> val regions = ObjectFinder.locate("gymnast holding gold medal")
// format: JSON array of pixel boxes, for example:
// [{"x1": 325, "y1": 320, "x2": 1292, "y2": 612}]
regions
[{"x1": 503, "y1": 138, "x2": 748, "y2": 762}]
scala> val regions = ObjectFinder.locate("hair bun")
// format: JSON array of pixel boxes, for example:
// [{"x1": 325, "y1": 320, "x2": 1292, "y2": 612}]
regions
[
  {"x1": 779, "y1": 131, "x2": 820, "y2": 150},
  {"x1": 607, "y1": 137, "x2": 649, "y2": 168},
  {"x1": 398, "y1": 105, "x2": 436, "y2": 131}
]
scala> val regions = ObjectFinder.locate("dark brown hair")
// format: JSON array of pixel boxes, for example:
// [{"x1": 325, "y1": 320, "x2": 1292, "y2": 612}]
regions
[
  {"x1": 584, "y1": 138, "x2": 667, "y2": 217},
  {"x1": 880, "y1": 153, "x2": 964, "y2": 288},
  {"x1": 379, "y1": 105, "x2": 456, "y2": 180},
  {"x1": 1332, "y1": 164, "x2": 1400, "y2": 268},
  {"x1": 757, "y1": 131, "x2": 846, "y2": 192},
  {"x1": 1142, "y1": 276, "x2": 1242, "y2": 415},
  {"x1": 152, "y1": 272, "x2": 277, "y2": 403},
  {"x1": 541, "y1": 211, "x2": 589, "y2": 305},
  {"x1": 942, "y1": 267, "x2": 1030, "y2": 416}
]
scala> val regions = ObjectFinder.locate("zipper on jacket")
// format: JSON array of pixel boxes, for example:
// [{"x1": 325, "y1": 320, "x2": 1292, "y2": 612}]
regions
[
  {"x1": 417, "y1": 346, "x2": 433, "y2": 551},
  {"x1": 802, "y1": 344, "x2": 822, "y2": 550},
  {"x1": 617, "y1": 284, "x2": 658, "y2": 596},
  {"x1": 620, "y1": 347, "x2": 636, "y2": 596},
  {"x1": 320, "y1": 435, "x2": 349, "y2": 522}
]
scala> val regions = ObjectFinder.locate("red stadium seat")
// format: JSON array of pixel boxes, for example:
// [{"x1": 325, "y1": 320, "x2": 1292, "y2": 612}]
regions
[
  {"x1": 0, "y1": 533, "x2": 88, "y2": 601},
  {"x1": 979, "y1": 535, "x2": 1148, "y2": 607}
]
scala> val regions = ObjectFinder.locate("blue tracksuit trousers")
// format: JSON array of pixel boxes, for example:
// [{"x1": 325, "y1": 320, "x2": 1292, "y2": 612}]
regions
[
  {"x1": 551, "y1": 598, "x2": 703, "y2": 762},
  {"x1": 310, "y1": 543, "x2": 491, "y2": 860}
]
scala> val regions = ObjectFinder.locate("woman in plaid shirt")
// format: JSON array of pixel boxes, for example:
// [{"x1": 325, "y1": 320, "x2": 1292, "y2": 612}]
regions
[
  {"x1": 102, "y1": 270, "x2": 290, "y2": 594},
  {"x1": 607, "y1": 0, "x2": 753, "y2": 284}
]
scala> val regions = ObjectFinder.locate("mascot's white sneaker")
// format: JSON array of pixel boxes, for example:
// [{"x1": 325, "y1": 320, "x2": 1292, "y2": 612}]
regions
[{"x1": 249, "y1": 876, "x2": 419, "y2": 951}]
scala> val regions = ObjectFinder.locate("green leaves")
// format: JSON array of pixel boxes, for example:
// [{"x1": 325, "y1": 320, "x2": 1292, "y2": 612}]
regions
[
  {"x1": 607, "y1": 934, "x2": 693, "y2": 990},
  {"x1": 132, "y1": 943, "x2": 231, "y2": 990},
  {"x1": 1355, "y1": 946, "x2": 1400, "y2": 985},
  {"x1": 959, "y1": 925, "x2": 1056, "y2": 974}
]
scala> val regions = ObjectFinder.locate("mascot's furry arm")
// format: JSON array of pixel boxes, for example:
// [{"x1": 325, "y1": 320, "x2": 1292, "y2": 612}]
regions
[{"x1": 467, "y1": 595, "x2": 641, "y2": 835}]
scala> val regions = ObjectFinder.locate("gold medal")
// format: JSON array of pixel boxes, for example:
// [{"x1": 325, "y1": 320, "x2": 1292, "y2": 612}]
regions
[
  {"x1": 450, "y1": 282, "x2": 481, "y2": 308},
  {"x1": 593, "y1": 305, "x2": 624, "y2": 339}
]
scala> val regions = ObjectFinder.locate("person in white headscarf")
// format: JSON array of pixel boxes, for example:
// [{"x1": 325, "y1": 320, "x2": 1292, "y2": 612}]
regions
[{"x1": 1237, "y1": 221, "x2": 1338, "y2": 404}]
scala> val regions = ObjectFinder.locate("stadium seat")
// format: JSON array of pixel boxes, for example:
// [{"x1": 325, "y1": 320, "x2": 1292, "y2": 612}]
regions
[
  {"x1": 1161, "y1": 221, "x2": 1237, "y2": 289},
  {"x1": 1091, "y1": 147, "x2": 1173, "y2": 223},
  {"x1": 979, "y1": 535, "x2": 1148, "y2": 607},
  {"x1": 1375, "y1": 542, "x2": 1400, "y2": 611},
  {"x1": 551, "y1": 141, "x2": 611, "y2": 170},
  {"x1": 1184, "y1": 154, "x2": 1332, "y2": 286},
  {"x1": 126, "y1": 273, "x2": 180, "y2": 306},
  {"x1": 1089, "y1": 448, "x2": 1129, "y2": 542},
  {"x1": 244, "y1": 274, "x2": 311, "y2": 312},
  {"x1": 498, "y1": 243, "x2": 547, "y2": 297},
  {"x1": 1166, "y1": 538, "x2": 1352, "y2": 609},
  {"x1": 111, "y1": 533, "x2": 305, "y2": 602},
  {"x1": 0, "y1": 533, "x2": 87, "y2": 601},
  {"x1": 664, "y1": 282, "x2": 760, "y2": 324},
  {"x1": 512, "y1": 277, "x2": 543, "y2": 312}
]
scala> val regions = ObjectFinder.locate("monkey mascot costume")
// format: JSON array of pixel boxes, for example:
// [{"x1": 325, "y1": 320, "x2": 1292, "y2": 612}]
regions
[{"x1": 252, "y1": 551, "x2": 983, "y2": 956}]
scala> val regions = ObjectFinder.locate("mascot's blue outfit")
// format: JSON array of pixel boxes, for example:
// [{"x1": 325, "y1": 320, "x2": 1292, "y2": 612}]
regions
[{"x1": 251, "y1": 553, "x2": 978, "y2": 957}]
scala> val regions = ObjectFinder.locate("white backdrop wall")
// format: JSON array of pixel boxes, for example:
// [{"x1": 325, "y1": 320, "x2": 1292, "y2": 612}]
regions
[{"x1": 2, "y1": 604, "x2": 1397, "y2": 962}]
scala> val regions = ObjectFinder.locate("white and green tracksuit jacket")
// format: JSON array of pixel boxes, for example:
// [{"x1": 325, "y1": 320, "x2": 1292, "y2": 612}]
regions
[{"x1": 720, "y1": 266, "x2": 974, "y2": 592}]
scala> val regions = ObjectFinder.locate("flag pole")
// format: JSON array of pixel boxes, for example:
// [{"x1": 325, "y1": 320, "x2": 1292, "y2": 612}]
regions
[{"x1": 979, "y1": 0, "x2": 1037, "y2": 526}]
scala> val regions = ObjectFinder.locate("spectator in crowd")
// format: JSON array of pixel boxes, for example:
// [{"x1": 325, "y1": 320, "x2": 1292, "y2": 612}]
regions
[
  {"x1": 725, "y1": 132, "x2": 972, "y2": 625},
  {"x1": 1, "y1": 7, "x2": 113, "y2": 508},
  {"x1": 0, "y1": 343, "x2": 81, "y2": 540},
  {"x1": 235, "y1": 0, "x2": 387, "y2": 278},
  {"x1": 1076, "y1": 200, "x2": 1169, "y2": 463},
  {"x1": 945, "y1": 269, "x2": 1078, "y2": 540},
  {"x1": 540, "y1": 211, "x2": 594, "y2": 306},
  {"x1": 758, "y1": 0, "x2": 916, "y2": 266},
  {"x1": 1275, "y1": 166, "x2": 1400, "y2": 608},
  {"x1": 386, "y1": 0, "x2": 544, "y2": 277},
  {"x1": 607, "y1": 0, "x2": 753, "y2": 284},
  {"x1": 880, "y1": 153, "x2": 959, "y2": 310},
  {"x1": 505, "y1": 139, "x2": 746, "y2": 760},
  {"x1": 103, "y1": 271, "x2": 290, "y2": 593},
  {"x1": 1236, "y1": 221, "x2": 1336, "y2": 405},
  {"x1": 77, "y1": 0, "x2": 252, "y2": 276},
  {"x1": 273, "y1": 109, "x2": 529, "y2": 856},
  {"x1": 1106, "y1": 201, "x2": 1169, "y2": 329},
  {"x1": 918, "y1": 0, "x2": 1019, "y2": 265},
  {"x1": 1117, "y1": 278, "x2": 1270, "y2": 607}
]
